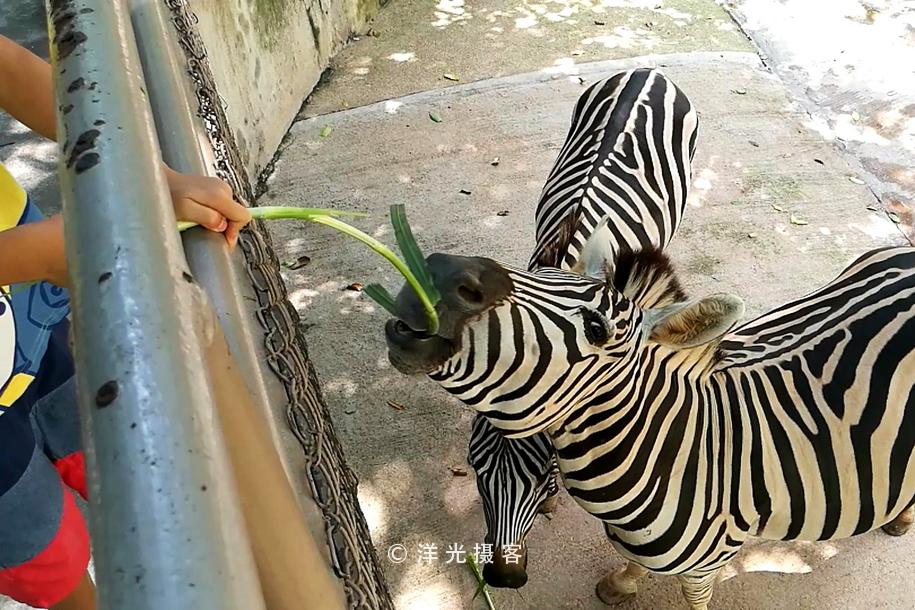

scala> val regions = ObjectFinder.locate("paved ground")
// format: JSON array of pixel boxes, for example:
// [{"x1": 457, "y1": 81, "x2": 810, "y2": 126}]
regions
[
  {"x1": 3, "y1": 1, "x2": 914, "y2": 609},
  {"x1": 720, "y1": 0, "x2": 915, "y2": 243}
]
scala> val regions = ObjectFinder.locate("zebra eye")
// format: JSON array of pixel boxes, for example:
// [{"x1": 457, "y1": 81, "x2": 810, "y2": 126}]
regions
[{"x1": 580, "y1": 309, "x2": 609, "y2": 346}]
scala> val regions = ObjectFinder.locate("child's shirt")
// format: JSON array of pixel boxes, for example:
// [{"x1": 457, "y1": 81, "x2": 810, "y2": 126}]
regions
[
  {"x1": 0, "y1": 161, "x2": 77, "y2": 501},
  {"x1": 0, "y1": 162, "x2": 71, "y2": 416}
]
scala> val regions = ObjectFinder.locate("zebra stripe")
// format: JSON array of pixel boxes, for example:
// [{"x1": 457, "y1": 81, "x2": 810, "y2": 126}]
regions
[
  {"x1": 467, "y1": 68, "x2": 698, "y2": 567},
  {"x1": 438, "y1": 243, "x2": 915, "y2": 605}
]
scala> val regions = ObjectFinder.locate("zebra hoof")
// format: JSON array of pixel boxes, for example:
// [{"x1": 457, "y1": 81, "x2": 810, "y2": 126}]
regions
[
  {"x1": 883, "y1": 520, "x2": 912, "y2": 536},
  {"x1": 596, "y1": 575, "x2": 636, "y2": 606},
  {"x1": 539, "y1": 494, "x2": 559, "y2": 514},
  {"x1": 883, "y1": 507, "x2": 915, "y2": 537}
]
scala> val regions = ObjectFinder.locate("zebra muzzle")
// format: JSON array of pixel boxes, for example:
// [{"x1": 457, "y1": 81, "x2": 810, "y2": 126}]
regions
[{"x1": 482, "y1": 544, "x2": 529, "y2": 588}]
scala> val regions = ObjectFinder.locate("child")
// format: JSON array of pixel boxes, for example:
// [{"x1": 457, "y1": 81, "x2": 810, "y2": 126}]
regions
[{"x1": 0, "y1": 35, "x2": 251, "y2": 609}]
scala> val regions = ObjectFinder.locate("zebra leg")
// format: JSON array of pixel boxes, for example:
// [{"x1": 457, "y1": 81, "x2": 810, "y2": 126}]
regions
[
  {"x1": 883, "y1": 503, "x2": 915, "y2": 537},
  {"x1": 595, "y1": 561, "x2": 648, "y2": 605},
  {"x1": 675, "y1": 569, "x2": 721, "y2": 610}
]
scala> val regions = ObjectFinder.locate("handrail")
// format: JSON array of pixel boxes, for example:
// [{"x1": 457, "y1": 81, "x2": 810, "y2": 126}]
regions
[{"x1": 46, "y1": 0, "x2": 265, "y2": 608}]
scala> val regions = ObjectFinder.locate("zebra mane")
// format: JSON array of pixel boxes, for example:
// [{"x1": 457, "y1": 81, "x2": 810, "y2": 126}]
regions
[
  {"x1": 530, "y1": 208, "x2": 581, "y2": 269},
  {"x1": 612, "y1": 246, "x2": 688, "y2": 309}
]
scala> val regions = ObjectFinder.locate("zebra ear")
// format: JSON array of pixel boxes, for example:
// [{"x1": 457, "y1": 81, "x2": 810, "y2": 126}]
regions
[
  {"x1": 643, "y1": 293, "x2": 744, "y2": 348},
  {"x1": 571, "y1": 217, "x2": 617, "y2": 280}
]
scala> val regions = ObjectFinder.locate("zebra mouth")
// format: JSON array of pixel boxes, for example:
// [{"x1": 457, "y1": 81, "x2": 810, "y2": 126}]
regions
[{"x1": 384, "y1": 318, "x2": 457, "y2": 374}]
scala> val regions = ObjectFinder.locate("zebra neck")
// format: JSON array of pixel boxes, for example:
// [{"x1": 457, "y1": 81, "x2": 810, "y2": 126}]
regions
[{"x1": 546, "y1": 343, "x2": 747, "y2": 519}]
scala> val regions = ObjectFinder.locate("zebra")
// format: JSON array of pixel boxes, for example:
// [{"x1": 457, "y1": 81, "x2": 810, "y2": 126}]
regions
[
  {"x1": 384, "y1": 204, "x2": 915, "y2": 606},
  {"x1": 464, "y1": 67, "x2": 699, "y2": 588}
]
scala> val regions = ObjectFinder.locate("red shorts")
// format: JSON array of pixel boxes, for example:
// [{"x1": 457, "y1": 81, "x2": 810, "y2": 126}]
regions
[{"x1": 0, "y1": 451, "x2": 89, "y2": 608}]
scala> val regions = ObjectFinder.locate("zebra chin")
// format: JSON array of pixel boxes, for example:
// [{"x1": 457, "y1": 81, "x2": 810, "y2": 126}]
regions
[{"x1": 384, "y1": 318, "x2": 456, "y2": 375}]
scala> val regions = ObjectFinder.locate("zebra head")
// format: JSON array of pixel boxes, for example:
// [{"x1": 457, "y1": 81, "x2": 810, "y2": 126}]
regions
[
  {"x1": 384, "y1": 224, "x2": 745, "y2": 437},
  {"x1": 469, "y1": 416, "x2": 559, "y2": 588}
]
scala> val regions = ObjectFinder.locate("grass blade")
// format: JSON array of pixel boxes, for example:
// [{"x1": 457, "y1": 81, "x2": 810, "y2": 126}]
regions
[
  {"x1": 177, "y1": 205, "x2": 440, "y2": 334},
  {"x1": 390, "y1": 204, "x2": 441, "y2": 304},
  {"x1": 466, "y1": 553, "x2": 497, "y2": 610},
  {"x1": 362, "y1": 283, "x2": 398, "y2": 316}
]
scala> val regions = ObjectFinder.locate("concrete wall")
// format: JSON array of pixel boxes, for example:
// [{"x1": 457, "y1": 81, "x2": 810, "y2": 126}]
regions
[{"x1": 192, "y1": 0, "x2": 382, "y2": 183}]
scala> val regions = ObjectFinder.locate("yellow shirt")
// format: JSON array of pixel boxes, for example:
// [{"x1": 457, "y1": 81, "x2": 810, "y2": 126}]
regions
[{"x1": 0, "y1": 162, "x2": 27, "y2": 231}]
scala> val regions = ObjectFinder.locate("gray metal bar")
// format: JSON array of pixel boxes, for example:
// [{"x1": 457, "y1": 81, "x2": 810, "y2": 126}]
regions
[
  {"x1": 46, "y1": 1, "x2": 265, "y2": 609},
  {"x1": 126, "y1": 0, "x2": 296, "y2": 490},
  {"x1": 126, "y1": 3, "x2": 350, "y2": 608}
]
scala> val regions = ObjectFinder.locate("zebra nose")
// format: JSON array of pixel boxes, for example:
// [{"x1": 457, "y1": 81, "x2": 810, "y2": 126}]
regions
[
  {"x1": 482, "y1": 545, "x2": 529, "y2": 588},
  {"x1": 426, "y1": 253, "x2": 513, "y2": 315}
]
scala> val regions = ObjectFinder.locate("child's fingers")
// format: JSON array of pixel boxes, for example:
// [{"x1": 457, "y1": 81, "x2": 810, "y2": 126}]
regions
[
  {"x1": 187, "y1": 177, "x2": 251, "y2": 225},
  {"x1": 224, "y1": 220, "x2": 243, "y2": 249},
  {"x1": 174, "y1": 198, "x2": 226, "y2": 231}
]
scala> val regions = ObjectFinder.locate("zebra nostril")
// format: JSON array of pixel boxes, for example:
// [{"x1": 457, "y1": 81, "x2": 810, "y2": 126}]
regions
[{"x1": 458, "y1": 285, "x2": 485, "y2": 306}]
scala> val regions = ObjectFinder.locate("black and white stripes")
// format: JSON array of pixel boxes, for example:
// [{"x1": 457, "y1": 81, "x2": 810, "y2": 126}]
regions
[{"x1": 464, "y1": 68, "x2": 699, "y2": 587}]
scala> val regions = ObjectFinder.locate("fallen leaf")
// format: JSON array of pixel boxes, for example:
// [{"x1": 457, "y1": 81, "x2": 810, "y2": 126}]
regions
[
  {"x1": 771, "y1": 204, "x2": 786, "y2": 212},
  {"x1": 450, "y1": 467, "x2": 468, "y2": 476},
  {"x1": 459, "y1": 188, "x2": 472, "y2": 195},
  {"x1": 497, "y1": 210, "x2": 510, "y2": 217},
  {"x1": 848, "y1": 176, "x2": 865, "y2": 185},
  {"x1": 747, "y1": 232, "x2": 758, "y2": 238},
  {"x1": 284, "y1": 255, "x2": 311, "y2": 270},
  {"x1": 344, "y1": 282, "x2": 364, "y2": 291},
  {"x1": 748, "y1": 140, "x2": 759, "y2": 147},
  {"x1": 490, "y1": 157, "x2": 501, "y2": 166},
  {"x1": 386, "y1": 399, "x2": 406, "y2": 411},
  {"x1": 443, "y1": 73, "x2": 460, "y2": 82},
  {"x1": 429, "y1": 110, "x2": 443, "y2": 123},
  {"x1": 851, "y1": 111, "x2": 860, "y2": 122},
  {"x1": 733, "y1": 88, "x2": 747, "y2": 95},
  {"x1": 814, "y1": 158, "x2": 824, "y2": 165},
  {"x1": 888, "y1": 212, "x2": 902, "y2": 224},
  {"x1": 789, "y1": 214, "x2": 809, "y2": 226},
  {"x1": 319, "y1": 125, "x2": 333, "y2": 138}
]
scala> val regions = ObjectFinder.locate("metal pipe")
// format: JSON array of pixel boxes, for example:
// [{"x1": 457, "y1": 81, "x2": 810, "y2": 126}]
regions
[
  {"x1": 126, "y1": 2, "x2": 349, "y2": 608},
  {"x1": 46, "y1": 1, "x2": 265, "y2": 608},
  {"x1": 126, "y1": 0, "x2": 297, "y2": 495}
]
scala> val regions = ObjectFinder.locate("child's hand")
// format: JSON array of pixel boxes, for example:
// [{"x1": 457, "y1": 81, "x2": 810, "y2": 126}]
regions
[{"x1": 164, "y1": 167, "x2": 251, "y2": 248}]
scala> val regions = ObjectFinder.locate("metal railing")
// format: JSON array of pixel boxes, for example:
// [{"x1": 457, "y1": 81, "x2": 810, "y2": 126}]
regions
[{"x1": 46, "y1": 0, "x2": 352, "y2": 607}]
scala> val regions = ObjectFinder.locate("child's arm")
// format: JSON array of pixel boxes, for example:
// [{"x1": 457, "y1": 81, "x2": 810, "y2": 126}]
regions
[
  {"x1": 0, "y1": 215, "x2": 66, "y2": 288},
  {"x1": 0, "y1": 36, "x2": 55, "y2": 140},
  {"x1": 0, "y1": 35, "x2": 251, "y2": 247}
]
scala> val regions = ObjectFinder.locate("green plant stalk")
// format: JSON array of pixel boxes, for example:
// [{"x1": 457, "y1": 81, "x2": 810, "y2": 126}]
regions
[
  {"x1": 176, "y1": 206, "x2": 366, "y2": 232},
  {"x1": 309, "y1": 215, "x2": 440, "y2": 335},
  {"x1": 179, "y1": 206, "x2": 440, "y2": 334},
  {"x1": 466, "y1": 553, "x2": 497, "y2": 610}
]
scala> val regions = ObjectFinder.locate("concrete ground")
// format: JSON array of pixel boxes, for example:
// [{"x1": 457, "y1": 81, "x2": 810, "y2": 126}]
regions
[
  {"x1": 262, "y1": 1, "x2": 913, "y2": 609},
  {"x1": 720, "y1": 0, "x2": 915, "y2": 243}
]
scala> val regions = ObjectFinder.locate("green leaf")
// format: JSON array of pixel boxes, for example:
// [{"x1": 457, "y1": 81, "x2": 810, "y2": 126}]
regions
[
  {"x1": 466, "y1": 553, "x2": 497, "y2": 610},
  {"x1": 429, "y1": 110, "x2": 443, "y2": 123},
  {"x1": 319, "y1": 125, "x2": 333, "y2": 138},
  {"x1": 390, "y1": 204, "x2": 441, "y2": 306},
  {"x1": 363, "y1": 284, "x2": 399, "y2": 316}
]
